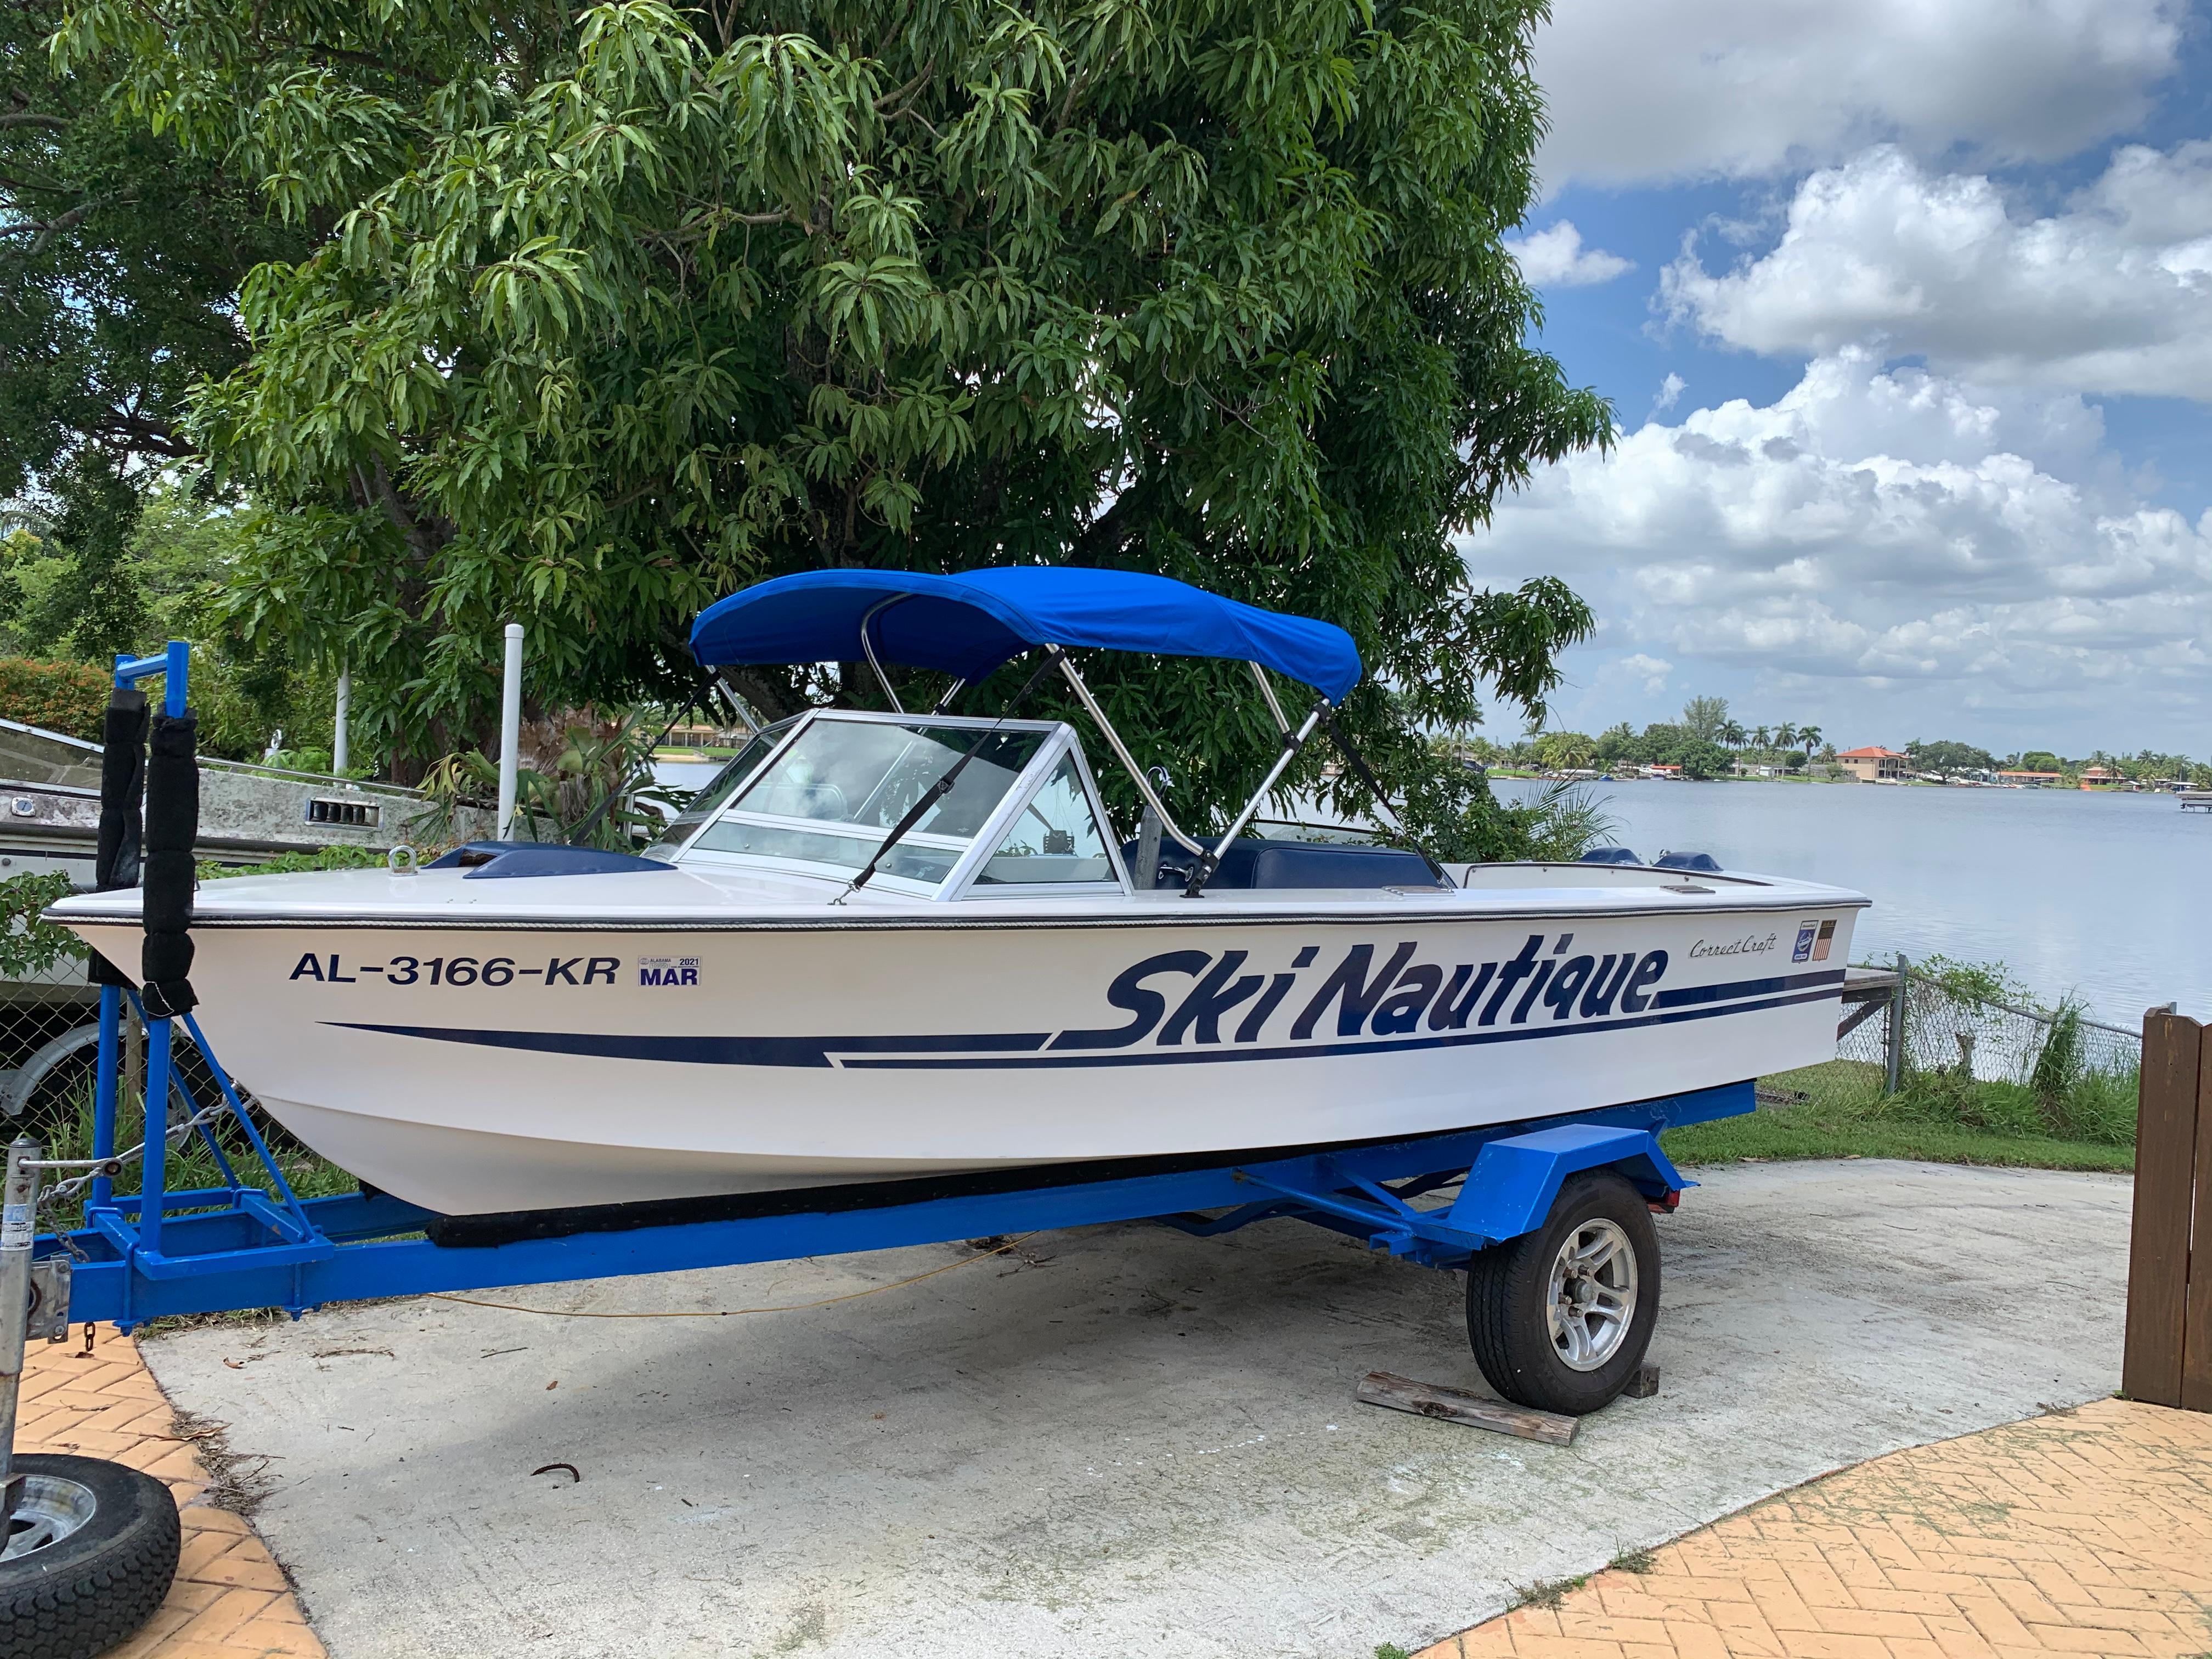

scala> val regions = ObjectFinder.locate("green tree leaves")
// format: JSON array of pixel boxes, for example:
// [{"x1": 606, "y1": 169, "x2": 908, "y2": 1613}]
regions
[{"x1": 63, "y1": 0, "x2": 1612, "y2": 823}]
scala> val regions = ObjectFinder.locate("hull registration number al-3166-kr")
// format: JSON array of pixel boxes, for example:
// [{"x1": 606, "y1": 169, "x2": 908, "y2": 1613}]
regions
[{"x1": 287, "y1": 953, "x2": 624, "y2": 986}]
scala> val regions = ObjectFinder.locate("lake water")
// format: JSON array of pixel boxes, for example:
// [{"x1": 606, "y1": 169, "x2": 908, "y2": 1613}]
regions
[
  {"x1": 1499, "y1": 777, "x2": 2211, "y2": 1024},
  {"x1": 654, "y1": 754, "x2": 2202, "y2": 1022}
]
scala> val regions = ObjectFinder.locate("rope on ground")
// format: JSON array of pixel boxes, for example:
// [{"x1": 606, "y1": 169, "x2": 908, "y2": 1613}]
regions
[{"x1": 422, "y1": 1233, "x2": 1036, "y2": 1319}]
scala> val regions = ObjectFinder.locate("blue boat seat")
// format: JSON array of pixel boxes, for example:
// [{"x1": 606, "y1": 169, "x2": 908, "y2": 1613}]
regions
[
  {"x1": 1120, "y1": 837, "x2": 1447, "y2": 890},
  {"x1": 1579, "y1": 847, "x2": 1642, "y2": 865},
  {"x1": 1654, "y1": 850, "x2": 1723, "y2": 873}
]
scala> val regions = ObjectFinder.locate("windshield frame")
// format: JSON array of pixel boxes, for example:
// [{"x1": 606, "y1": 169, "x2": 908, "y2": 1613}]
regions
[
  {"x1": 672, "y1": 708, "x2": 1104, "y2": 897},
  {"x1": 939, "y1": 724, "x2": 1131, "y2": 899}
]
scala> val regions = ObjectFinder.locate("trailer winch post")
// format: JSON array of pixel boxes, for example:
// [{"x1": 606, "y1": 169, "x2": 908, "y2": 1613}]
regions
[{"x1": 0, "y1": 1134, "x2": 42, "y2": 1528}]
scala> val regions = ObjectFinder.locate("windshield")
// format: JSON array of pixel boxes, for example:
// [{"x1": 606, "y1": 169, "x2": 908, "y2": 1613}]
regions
[
  {"x1": 644, "y1": 720, "x2": 794, "y2": 860},
  {"x1": 685, "y1": 716, "x2": 1049, "y2": 885},
  {"x1": 973, "y1": 754, "x2": 1116, "y2": 884}
]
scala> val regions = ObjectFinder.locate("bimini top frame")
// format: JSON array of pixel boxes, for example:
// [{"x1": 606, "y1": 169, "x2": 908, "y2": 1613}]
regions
[{"x1": 688, "y1": 567, "x2": 1359, "y2": 890}]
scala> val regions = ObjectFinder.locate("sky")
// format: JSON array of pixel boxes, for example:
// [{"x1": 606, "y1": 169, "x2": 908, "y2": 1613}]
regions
[{"x1": 1466, "y1": 0, "x2": 2212, "y2": 759}]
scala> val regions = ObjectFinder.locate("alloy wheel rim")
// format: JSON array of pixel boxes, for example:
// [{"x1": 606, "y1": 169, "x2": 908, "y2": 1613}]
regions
[
  {"x1": 1, "y1": 1475, "x2": 98, "y2": 1560},
  {"x1": 1547, "y1": 1218, "x2": 1638, "y2": 1372}
]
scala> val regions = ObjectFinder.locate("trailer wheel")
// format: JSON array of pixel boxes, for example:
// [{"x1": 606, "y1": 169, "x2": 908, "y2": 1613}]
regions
[
  {"x1": 0, "y1": 1454, "x2": 180, "y2": 1659},
  {"x1": 1466, "y1": 1171, "x2": 1660, "y2": 1417}
]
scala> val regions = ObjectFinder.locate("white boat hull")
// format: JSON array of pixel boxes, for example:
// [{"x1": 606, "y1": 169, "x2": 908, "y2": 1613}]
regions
[{"x1": 66, "y1": 898, "x2": 1859, "y2": 1215}]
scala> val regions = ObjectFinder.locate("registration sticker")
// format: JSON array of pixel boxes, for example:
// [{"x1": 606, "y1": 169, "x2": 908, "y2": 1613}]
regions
[
  {"x1": 1813, "y1": 919, "x2": 1836, "y2": 962},
  {"x1": 639, "y1": 956, "x2": 701, "y2": 988}
]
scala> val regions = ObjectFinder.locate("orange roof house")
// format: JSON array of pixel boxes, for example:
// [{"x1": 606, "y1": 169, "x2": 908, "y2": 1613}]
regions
[{"x1": 1836, "y1": 746, "x2": 1909, "y2": 782}]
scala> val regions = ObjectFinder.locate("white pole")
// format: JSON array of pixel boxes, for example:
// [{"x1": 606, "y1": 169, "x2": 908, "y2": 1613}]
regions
[
  {"x1": 332, "y1": 668, "x2": 351, "y2": 777},
  {"x1": 497, "y1": 624, "x2": 524, "y2": 839}
]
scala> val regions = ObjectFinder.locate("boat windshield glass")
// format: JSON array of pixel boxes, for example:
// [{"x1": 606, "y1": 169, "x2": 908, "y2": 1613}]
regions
[
  {"x1": 973, "y1": 754, "x2": 1115, "y2": 884},
  {"x1": 643, "y1": 719, "x2": 795, "y2": 860},
  {"x1": 686, "y1": 717, "x2": 1049, "y2": 885}
]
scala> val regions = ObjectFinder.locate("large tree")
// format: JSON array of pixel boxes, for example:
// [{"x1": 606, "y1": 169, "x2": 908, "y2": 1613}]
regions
[
  {"x1": 60, "y1": 0, "x2": 1609, "y2": 831},
  {"x1": 1, "y1": 0, "x2": 303, "y2": 494}
]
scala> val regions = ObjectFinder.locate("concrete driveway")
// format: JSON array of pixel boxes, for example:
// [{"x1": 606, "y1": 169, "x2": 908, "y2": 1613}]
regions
[{"x1": 142, "y1": 1160, "x2": 2131, "y2": 1659}]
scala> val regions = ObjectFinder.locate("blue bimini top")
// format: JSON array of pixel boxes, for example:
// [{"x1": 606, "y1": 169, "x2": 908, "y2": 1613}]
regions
[{"x1": 689, "y1": 566, "x2": 1363, "y2": 704}]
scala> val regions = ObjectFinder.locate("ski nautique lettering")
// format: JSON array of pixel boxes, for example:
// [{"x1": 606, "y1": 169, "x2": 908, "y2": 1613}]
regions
[
  {"x1": 1480, "y1": 935, "x2": 1545, "y2": 1026},
  {"x1": 307, "y1": 931, "x2": 1842, "y2": 1068},
  {"x1": 1580, "y1": 954, "x2": 1633, "y2": 1018},
  {"x1": 1159, "y1": 951, "x2": 1266, "y2": 1046},
  {"x1": 1049, "y1": 950, "x2": 1211, "y2": 1050},
  {"x1": 1618, "y1": 950, "x2": 1670, "y2": 1014},
  {"x1": 1289, "y1": 942, "x2": 1419, "y2": 1040},
  {"x1": 1428, "y1": 962, "x2": 1495, "y2": 1030}
]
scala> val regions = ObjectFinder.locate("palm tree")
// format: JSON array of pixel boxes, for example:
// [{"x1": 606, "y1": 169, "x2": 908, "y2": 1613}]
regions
[
  {"x1": 1774, "y1": 722, "x2": 1798, "y2": 752},
  {"x1": 1719, "y1": 719, "x2": 1747, "y2": 749},
  {"x1": 1797, "y1": 724, "x2": 1823, "y2": 757},
  {"x1": 1752, "y1": 724, "x2": 1771, "y2": 750}
]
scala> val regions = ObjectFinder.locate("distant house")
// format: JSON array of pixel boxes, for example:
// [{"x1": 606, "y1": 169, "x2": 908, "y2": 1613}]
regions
[
  {"x1": 1836, "y1": 746, "x2": 1909, "y2": 782},
  {"x1": 664, "y1": 720, "x2": 754, "y2": 749},
  {"x1": 1996, "y1": 770, "x2": 2065, "y2": 786},
  {"x1": 2077, "y1": 765, "x2": 2122, "y2": 789}
]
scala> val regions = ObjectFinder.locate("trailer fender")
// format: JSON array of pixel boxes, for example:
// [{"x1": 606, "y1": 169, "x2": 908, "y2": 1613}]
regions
[
  {"x1": 1, "y1": 1023, "x2": 102, "y2": 1119},
  {"x1": 1443, "y1": 1122, "x2": 1690, "y2": 1248}
]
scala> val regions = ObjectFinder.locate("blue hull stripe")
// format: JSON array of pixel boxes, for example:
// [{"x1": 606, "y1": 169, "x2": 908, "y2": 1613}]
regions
[
  {"x1": 324, "y1": 972, "x2": 1842, "y2": 1071},
  {"x1": 317, "y1": 1027, "x2": 1053, "y2": 1069},
  {"x1": 1650, "y1": 968, "x2": 1842, "y2": 1009}
]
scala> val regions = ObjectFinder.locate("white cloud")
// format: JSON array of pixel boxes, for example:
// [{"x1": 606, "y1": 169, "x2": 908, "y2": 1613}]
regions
[
  {"x1": 1534, "y1": 0, "x2": 2181, "y2": 189},
  {"x1": 1654, "y1": 374, "x2": 1688, "y2": 415},
  {"x1": 1469, "y1": 352, "x2": 2212, "y2": 744},
  {"x1": 1617, "y1": 654, "x2": 1674, "y2": 695},
  {"x1": 1504, "y1": 221, "x2": 1634, "y2": 288},
  {"x1": 1660, "y1": 144, "x2": 2212, "y2": 400}
]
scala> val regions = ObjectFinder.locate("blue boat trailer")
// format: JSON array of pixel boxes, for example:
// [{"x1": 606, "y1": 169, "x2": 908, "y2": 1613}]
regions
[{"x1": 32, "y1": 1081, "x2": 1746, "y2": 1331}]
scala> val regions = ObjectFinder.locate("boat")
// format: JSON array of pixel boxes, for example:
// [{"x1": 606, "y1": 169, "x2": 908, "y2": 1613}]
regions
[{"x1": 50, "y1": 568, "x2": 1868, "y2": 1217}]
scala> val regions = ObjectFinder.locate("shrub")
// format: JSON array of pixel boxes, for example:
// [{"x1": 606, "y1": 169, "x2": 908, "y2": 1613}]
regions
[
  {"x1": 0, "y1": 869, "x2": 87, "y2": 978},
  {"x1": 199, "y1": 845, "x2": 388, "y2": 881},
  {"x1": 0, "y1": 658, "x2": 108, "y2": 740}
]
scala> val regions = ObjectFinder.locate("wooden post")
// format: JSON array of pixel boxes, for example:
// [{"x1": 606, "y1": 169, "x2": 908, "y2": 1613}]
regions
[
  {"x1": 2188, "y1": 1025, "x2": 2212, "y2": 1413},
  {"x1": 2123, "y1": 1008, "x2": 2207, "y2": 1409}
]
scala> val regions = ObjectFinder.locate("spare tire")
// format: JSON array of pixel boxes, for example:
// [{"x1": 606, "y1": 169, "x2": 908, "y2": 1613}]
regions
[{"x1": 0, "y1": 1453, "x2": 180, "y2": 1659}]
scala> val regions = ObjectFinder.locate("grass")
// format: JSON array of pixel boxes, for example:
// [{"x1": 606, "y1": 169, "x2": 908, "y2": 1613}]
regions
[
  {"x1": 32, "y1": 1070, "x2": 359, "y2": 1237},
  {"x1": 1511, "y1": 1575, "x2": 1589, "y2": 1611},
  {"x1": 1664, "y1": 1057, "x2": 2137, "y2": 1173}
]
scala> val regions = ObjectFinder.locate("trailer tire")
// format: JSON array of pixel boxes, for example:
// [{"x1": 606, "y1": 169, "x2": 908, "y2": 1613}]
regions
[
  {"x1": 0, "y1": 1454, "x2": 181, "y2": 1659},
  {"x1": 1466, "y1": 1171, "x2": 1660, "y2": 1417}
]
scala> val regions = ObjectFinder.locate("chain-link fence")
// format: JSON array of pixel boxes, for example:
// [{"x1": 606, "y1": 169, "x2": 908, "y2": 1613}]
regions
[
  {"x1": 0, "y1": 871, "x2": 358, "y2": 1231},
  {"x1": 1760, "y1": 962, "x2": 2142, "y2": 1144}
]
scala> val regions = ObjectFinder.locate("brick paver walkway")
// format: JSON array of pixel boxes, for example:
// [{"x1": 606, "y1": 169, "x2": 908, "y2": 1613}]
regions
[
  {"x1": 1417, "y1": 1399, "x2": 2212, "y2": 1659},
  {"x1": 18, "y1": 1325, "x2": 323, "y2": 1659}
]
